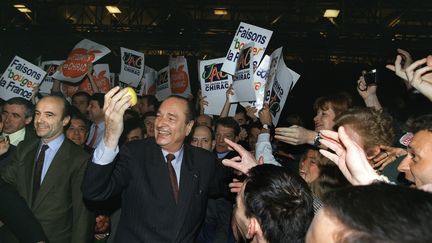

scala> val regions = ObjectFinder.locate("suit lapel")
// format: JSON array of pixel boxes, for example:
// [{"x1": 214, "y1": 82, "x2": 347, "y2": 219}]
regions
[
  {"x1": 24, "y1": 141, "x2": 40, "y2": 206},
  {"x1": 33, "y1": 139, "x2": 69, "y2": 210},
  {"x1": 173, "y1": 145, "x2": 197, "y2": 240}
]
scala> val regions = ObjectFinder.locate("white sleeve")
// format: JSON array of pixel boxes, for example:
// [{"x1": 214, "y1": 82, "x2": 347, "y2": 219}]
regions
[
  {"x1": 92, "y1": 140, "x2": 119, "y2": 165},
  {"x1": 255, "y1": 133, "x2": 281, "y2": 166}
]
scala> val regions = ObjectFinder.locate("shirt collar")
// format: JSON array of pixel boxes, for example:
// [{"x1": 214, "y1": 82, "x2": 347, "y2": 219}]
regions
[
  {"x1": 4, "y1": 127, "x2": 26, "y2": 146},
  {"x1": 162, "y1": 145, "x2": 184, "y2": 165},
  {"x1": 43, "y1": 134, "x2": 65, "y2": 150}
]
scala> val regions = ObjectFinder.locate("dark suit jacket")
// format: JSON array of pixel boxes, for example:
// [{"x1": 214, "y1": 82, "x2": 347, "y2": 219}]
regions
[
  {"x1": 82, "y1": 138, "x2": 221, "y2": 243},
  {"x1": 1, "y1": 137, "x2": 94, "y2": 243},
  {"x1": 0, "y1": 126, "x2": 38, "y2": 169},
  {"x1": 0, "y1": 179, "x2": 47, "y2": 243}
]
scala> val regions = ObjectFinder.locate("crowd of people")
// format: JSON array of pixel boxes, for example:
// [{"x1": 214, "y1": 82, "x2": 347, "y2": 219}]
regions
[{"x1": 0, "y1": 48, "x2": 432, "y2": 243}]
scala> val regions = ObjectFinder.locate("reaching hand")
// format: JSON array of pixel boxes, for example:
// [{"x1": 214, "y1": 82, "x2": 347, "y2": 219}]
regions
[
  {"x1": 258, "y1": 104, "x2": 272, "y2": 126},
  {"x1": 199, "y1": 95, "x2": 208, "y2": 113},
  {"x1": 372, "y1": 145, "x2": 407, "y2": 171},
  {"x1": 318, "y1": 127, "x2": 381, "y2": 186},
  {"x1": 225, "y1": 84, "x2": 234, "y2": 101},
  {"x1": 405, "y1": 57, "x2": 432, "y2": 101},
  {"x1": 385, "y1": 48, "x2": 413, "y2": 81},
  {"x1": 245, "y1": 106, "x2": 258, "y2": 121},
  {"x1": 222, "y1": 138, "x2": 261, "y2": 174},
  {"x1": 274, "y1": 125, "x2": 315, "y2": 145},
  {"x1": 357, "y1": 75, "x2": 377, "y2": 99},
  {"x1": 0, "y1": 136, "x2": 10, "y2": 156},
  {"x1": 228, "y1": 178, "x2": 243, "y2": 193},
  {"x1": 103, "y1": 87, "x2": 132, "y2": 149}
]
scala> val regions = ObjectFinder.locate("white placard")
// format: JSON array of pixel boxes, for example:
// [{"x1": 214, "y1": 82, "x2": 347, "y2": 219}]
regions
[
  {"x1": 199, "y1": 57, "x2": 237, "y2": 116},
  {"x1": 264, "y1": 47, "x2": 284, "y2": 104},
  {"x1": 221, "y1": 22, "x2": 273, "y2": 75},
  {"x1": 240, "y1": 54, "x2": 271, "y2": 116},
  {"x1": 53, "y1": 39, "x2": 110, "y2": 83},
  {"x1": 0, "y1": 56, "x2": 46, "y2": 101},
  {"x1": 230, "y1": 42, "x2": 256, "y2": 103},
  {"x1": 142, "y1": 65, "x2": 157, "y2": 95},
  {"x1": 119, "y1": 47, "x2": 145, "y2": 87},
  {"x1": 155, "y1": 66, "x2": 171, "y2": 101},
  {"x1": 39, "y1": 60, "x2": 63, "y2": 94},
  {"x1": 268, "y1": 57, "x2": 300, "y2": 125},
  {"x1": 169, "y1": 56, "x2": 191, "y2": 98}
]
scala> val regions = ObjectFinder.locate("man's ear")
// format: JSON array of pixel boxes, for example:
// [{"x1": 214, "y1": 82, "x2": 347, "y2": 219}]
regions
[
  {"x1": 24, "y1": 116, "x2": 33, "y2": 125},
  {"x1": 62, "y1": 115, "x2": 71, "y2": 127},
  {"x1": 185, "y1": 120, "x2": 194, "y2": 136},
  {"x1": 211, "y1": 140, "x2": 216, "y2": 151}
]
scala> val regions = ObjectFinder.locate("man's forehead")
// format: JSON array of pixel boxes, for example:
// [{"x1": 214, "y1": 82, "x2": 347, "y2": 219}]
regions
[
  {"x1": 216, "y1": 125, "x2": 235, "y2": 133},
  {"x1": 71, "y1": 119, "x2": 86, "y2": 126},
  {"x1": 4, "y1": 103, "x2": 26, "y2": 112}
]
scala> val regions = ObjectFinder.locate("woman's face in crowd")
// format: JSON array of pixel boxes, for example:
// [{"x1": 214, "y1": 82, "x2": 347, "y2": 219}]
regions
[
  {"x1": 299, "y1": 149, "x2": 320, "y2": 183},
  {"x1": 313, "y1": 104, "x2": 336, "y2": 131}
]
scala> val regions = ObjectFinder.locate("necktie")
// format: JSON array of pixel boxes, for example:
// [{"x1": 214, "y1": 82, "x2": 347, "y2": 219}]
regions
[
  {"x1": 89, "y1": 124, "x2": 99, "y2": 148},
  {"x1": 166, "y1": 154, "x2": 178, "y2": 203},
  {"x1": 33, "y1": 144, "x2": 49, "y2": 201}
]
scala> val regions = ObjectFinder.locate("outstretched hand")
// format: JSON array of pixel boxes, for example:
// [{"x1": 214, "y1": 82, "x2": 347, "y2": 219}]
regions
[
  {"x1": 318, "y1": 127, "x2": 380, "y2": 185},
  {"x1": 405, "y1": 58, "x2": 432, "y2": 101},
  {"x1": 222, "y1": 138, "x2": 262, "y2": 175}
]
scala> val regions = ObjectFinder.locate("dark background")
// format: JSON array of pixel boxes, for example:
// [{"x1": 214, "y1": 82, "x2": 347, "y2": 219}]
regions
[{"x1": 1, "y1": 0, "x2": 432, "y2": 128}]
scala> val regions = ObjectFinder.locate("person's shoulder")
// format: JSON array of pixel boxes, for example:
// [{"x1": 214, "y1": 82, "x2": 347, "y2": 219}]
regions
[
  {"x1": 126, "y1": 137, "x2": 155, "y2": 147},
  {"x1": 63, "y1": 138, "x2": 90, "y2": 159}
]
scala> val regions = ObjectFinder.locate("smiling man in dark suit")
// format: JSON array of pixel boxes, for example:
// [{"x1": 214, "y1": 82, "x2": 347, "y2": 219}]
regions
[
  {"x1": 1, "y1": 95, "x2": 93, "y2": 243},
  {"x1": 82, "y1": 87, "x2": 222, "y2": 243}
]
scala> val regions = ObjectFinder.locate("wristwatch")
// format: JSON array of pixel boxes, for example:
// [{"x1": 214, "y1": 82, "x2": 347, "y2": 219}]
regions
[{"x1": 262, "y1": 124, "x2": 270, "y2": 129}]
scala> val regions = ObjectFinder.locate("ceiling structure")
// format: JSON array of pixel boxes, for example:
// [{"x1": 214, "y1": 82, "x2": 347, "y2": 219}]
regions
[{"x1": 1, "y1": 0, "x2": 432, "y2": 65}]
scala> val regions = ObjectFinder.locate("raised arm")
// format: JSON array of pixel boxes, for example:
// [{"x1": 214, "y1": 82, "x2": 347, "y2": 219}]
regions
[{"x1": 220, "y1": 84, "x2": 234, "y2": 118}]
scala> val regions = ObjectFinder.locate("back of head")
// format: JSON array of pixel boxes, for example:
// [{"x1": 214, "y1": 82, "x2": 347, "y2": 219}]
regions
[
  {"x1": 244, "y1": 164, "x2": 314, "y2": 243},
  {"x1": 322, "y1": 183, "x2": 432, "y2": 242},
  {"x1": 72, "y1": 91, "x2": 91, "y2": 101},
  {"x1": 406, "y1": 113, "x2": 432, "y2": 133},
  {"x1": 334, "y1": 107, "x2": 394, "y2": 154}
]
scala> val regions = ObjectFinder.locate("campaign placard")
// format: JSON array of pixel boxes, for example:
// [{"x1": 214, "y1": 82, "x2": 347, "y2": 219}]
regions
[
  {"x1": 119, "y1": 47, "x2": 145, "y2": 87},
  {"x1": 221, "y1": 22, "x2": 273, "y2": 75},
  {"x1": 240, "y1": 54, "x2": 271, "y2": 116},
  {"x1": 199, "y1": 57, "x2": 236, "y2": 116},
  {"x1": 229, "y1": 42, "x2": 256, "y2": 103},
  {"x1": 169, "y1": 56, "x2": 191, "y2": 98},
  {"x1": 39, "y1": 60, "x2": 63, "y2": 94},
  {"x1": 264, "y1": 47, "x2": 284, "y2": 104},
  {"x1": 155, "y1": 66, "x2": 171, "y2": 101},
  {"x1": 142, "y1": 65, "x2": 157, "y2": 95},
  {"x1": 0, "y1": 56, "x2": 46, "y2": 101},
  {"x1": 53, "y1": 39, "x2": 110, "y2": 83},
  {"x1": 268, "y1": 57, "x2": 300, "y2": 126},
  {"x1": 79, "y1": 64, "x2": 112, "y2": 94},
  {"x1": 61, "y1": 64, "x2": 111, "y2": 97}
]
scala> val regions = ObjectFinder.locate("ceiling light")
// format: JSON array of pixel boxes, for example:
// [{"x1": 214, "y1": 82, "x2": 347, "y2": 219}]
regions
[
  {"x1": 18, "y1": 8, "x2": 32, "y2": 13},
  {"x1": 105, "y1": 6, "x2": 121, "y2": 14},
  {"x1": 214, "y1": 9, "x2": 228, "y2": 16},
  {"x1": 14, "y1": 4, "x2": 26, "y2": 8},
  {"x1": 323, "y1": 9, "x2": 340, "y2": 18}
]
